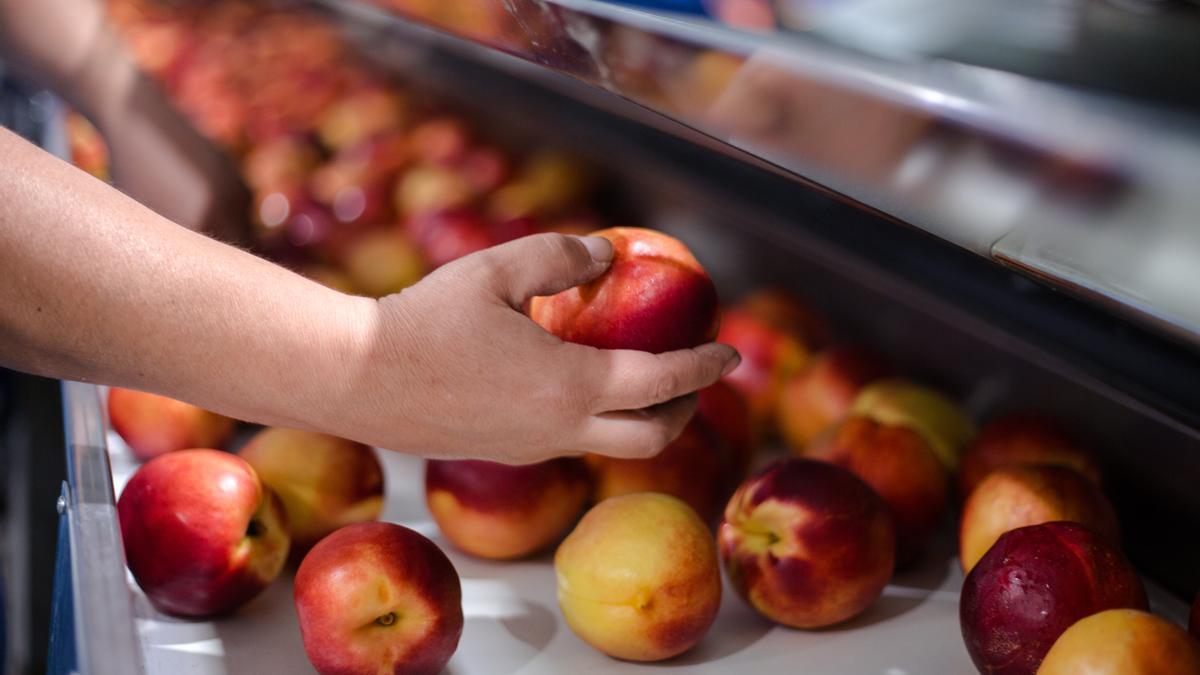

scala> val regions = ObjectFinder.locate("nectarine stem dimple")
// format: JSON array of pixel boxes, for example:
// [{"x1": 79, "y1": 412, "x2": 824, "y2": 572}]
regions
[{"x1": 375, "y1": 611, "x2": 398, "y2": 627}]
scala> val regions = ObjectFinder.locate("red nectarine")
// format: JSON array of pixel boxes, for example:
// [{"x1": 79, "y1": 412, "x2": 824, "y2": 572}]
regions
[
  {"x1": 530, "y1": 227, "x2": 718, "y2": 354},
  {"x1": 960, "y1": 521, "x2": 1147, "y2": 675},
  {"x1": 719, "y1": 458, "x2": 895, "y2": 628}
]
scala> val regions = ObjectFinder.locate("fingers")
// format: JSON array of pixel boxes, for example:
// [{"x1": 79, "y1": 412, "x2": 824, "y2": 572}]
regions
[
  {"x1": 466, "y1": 233, "x2": 613, "y2": 309},
  {"x1": 585, "y1": 342, "x2": 740, "y2": 413},
  {"x1": 577, "y1": 394, "x2": 700, "y2": 459}
]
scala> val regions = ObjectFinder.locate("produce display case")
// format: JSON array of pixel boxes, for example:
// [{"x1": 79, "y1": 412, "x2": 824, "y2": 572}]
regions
[
  {"x1": 40, "y1": 0, "x2": 1200, "y2": 673},
  {"x1": 48, "y1": 383, "x2": 1199, "y2": 674}
]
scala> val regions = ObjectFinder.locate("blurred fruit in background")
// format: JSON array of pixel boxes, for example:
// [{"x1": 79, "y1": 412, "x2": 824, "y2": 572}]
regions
[
  {"x1": 958, "y1": 413, "x2": 1101, "y2": 501},
  {"x1": 777, "y1": 345, "x2": 890, "y2": 453},
  {"x1": 65, "y1": 112, "x2": 109, "y2": 180},
  {"x1": 87, "y1": 0, "x2": 603, "y2": 295},
  {"x1": 717, "y1": 307, "x2": 808, "y2": 435}
]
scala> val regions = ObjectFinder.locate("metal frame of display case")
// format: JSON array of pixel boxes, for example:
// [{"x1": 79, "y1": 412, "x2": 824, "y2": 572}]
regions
[
  {"x1": 52, "y1": 381, "x2": 145, "y2": 675},
  {"x1": 316, "y1": 0, "x2": 1200, "y2": 352}
]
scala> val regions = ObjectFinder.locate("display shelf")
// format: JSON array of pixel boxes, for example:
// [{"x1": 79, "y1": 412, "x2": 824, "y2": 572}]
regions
[
  {"x1": 314, "y1": 0, "x2": 1200, "y2": 349},
  {"x1": 59, "y1": 382, "x2": 1190, "y2": 674}
]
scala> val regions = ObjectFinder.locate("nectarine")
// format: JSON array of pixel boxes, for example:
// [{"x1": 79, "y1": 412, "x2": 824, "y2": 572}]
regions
[
  {"x1": 809, "y1": 415, "x2": 947, "y2": 565},
  {"x1": 716, "y1": 308, "x2": 808, "y2": 432},
  {"x1": 238, "y1": 428, "x2": 384, "y2": 551},
  {"x1": 588, "y1": 382, "x2": 751, "y2": 523},
  {"x1": 958, "y1": 413, "x2": 1100, "y2": 501},
  {"x1": 719, "y1": 458, "x2": 895, "y2": 628},
  {"x1": 851, "y1": 379, "x2": 974, "y2": 471},
  {"x1": 1037, "y1": 609, "x2": 1200, "y2": 675},
  {"x1": 958, "y1": 465, "x2": 1119, "y2": 573},
  {"x1": 425, "y1": 458, "x2": 591, "y2": 559},
  {"x1": 530, "y1": 227, "x2": 718, "y2": 354},
  {"x1": 118, "y1": 449, "x2": 289, "y2": 616},
  {"x1": 960, "y1": 521, "x2": 1147, "y2": 675},
  {"x1": 108, "y1": 387, "x2": 235, "y2": 461},
  {"x1": 555, "y1": 493, "x2": 721, "y2": 661},
  {"x1": 777, "y1": 345, "x2": 889, "y2": 453},
  {"x1": 295, "y1": 522, "x2": 462, "y2": 675}
]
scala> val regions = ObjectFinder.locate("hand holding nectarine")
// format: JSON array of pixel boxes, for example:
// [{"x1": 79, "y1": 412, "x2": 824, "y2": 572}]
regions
[{"x1": 338, "y1": 233, "x2": 738, "y2": 463}]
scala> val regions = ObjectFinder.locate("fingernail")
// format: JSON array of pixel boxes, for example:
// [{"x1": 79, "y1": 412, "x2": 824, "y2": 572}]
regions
[
  {"x1": 721, "y1": 351, "x2": 741, "y2": 376},
  {"x1": 575, "y1": 235, "x2": 613, "y2": 263}
]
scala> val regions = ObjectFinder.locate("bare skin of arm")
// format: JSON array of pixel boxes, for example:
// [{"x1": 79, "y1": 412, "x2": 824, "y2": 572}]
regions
[
  {"x1": 0, "y1": 0, "x2": 249, "y2": 240},
  {"x1": 0, "y1": 129, "x2": 738, "y2": 462}
]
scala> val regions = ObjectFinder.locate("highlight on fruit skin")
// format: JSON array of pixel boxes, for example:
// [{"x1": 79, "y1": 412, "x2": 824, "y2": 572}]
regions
[
  {"x1": 554, "y1": 492, "x2": 721, "y2": 662},
  {"x1": 1037, "y1": 609, "x2": 1200, "y2": 675},
  {"x1": 718, "y1": 458, "x2": 895, "y2": 629}
]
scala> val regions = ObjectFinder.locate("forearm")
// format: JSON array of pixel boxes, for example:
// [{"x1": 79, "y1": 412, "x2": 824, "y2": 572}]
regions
[{"x1": 0, "y1": 128, "x2": 367, "y2": 430}]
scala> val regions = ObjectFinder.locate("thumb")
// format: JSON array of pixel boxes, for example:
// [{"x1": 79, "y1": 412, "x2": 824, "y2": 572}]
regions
[{"x1": 471, "y1": 233, "x2": 613, "y2": 308}]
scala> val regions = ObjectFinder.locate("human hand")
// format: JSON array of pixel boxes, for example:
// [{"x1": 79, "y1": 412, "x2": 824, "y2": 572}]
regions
[{"x1": 332, "y1": 233, "x2": 740, "y2": 464}]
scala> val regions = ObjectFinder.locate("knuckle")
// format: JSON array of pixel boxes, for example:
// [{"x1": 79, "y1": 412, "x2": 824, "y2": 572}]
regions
[{"x1": 649, "y1": 369, "x2": 682, "y2": 404}]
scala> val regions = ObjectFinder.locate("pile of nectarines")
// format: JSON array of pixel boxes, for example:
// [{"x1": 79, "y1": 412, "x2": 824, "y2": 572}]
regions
[{"x1": 91, "y1": 0, "x2": 600, "y2": 301}]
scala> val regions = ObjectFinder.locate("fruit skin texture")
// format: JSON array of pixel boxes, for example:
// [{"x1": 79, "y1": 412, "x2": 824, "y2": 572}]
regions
[
  {"x1": 718, "y1": 458, "x2": 895, "y2": 629},
  {"x1": 238, "y1": 428, "x2": 385, "y2": 551},
  {"x1": 555, "y1": 493, "x2": 721, "y2": 662},
  {"x1": 851, "y1": 379, "x2": 975, "y2": 471},
  {"x1": 108, "y1": 387, "x2": 235, "y2": 460},
  {"x1": 586, "y1": 382, "x2": 754, "y2": 523},
  {"x1": 778, "y1": 345, "x2": 889, "y2": 453},
  {"x1": 1037, "y1": 609, "x2": 1200, "y2": 675},
  {"x1": 529, "y1": 227, "x2": 718, "y2": 354},
  {"x1": 809, "y1": 416, "x2": 947, "y2": 565},
  {"x1": 117, "y1": 449, "x2": 289, "y2": 617},
  {"x1": 960, "y1": 521, "x2": 1148, "y2": 675},
  {"x1": 295, "y1": 522, "x2": 463, "y2": 675},
  {"x1": 958, "y1": 465, "x2": 1119, "y2": 573},
  {"x1": 425, "y1": 458, "x2": 591, "y2": 559},
  {"x1": 958, "y1": 413, "x2": 1100, "y2": 501}
]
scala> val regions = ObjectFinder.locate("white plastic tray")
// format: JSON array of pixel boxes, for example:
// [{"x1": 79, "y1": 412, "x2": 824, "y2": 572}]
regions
[{"x1": 107, "y1": 432, "x2": 1188, "y2": 675}]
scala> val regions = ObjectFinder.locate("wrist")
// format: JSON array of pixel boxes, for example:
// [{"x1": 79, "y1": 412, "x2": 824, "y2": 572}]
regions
[{"x1": 284, "y1": 289, "x2": 381, "y2": 436}]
